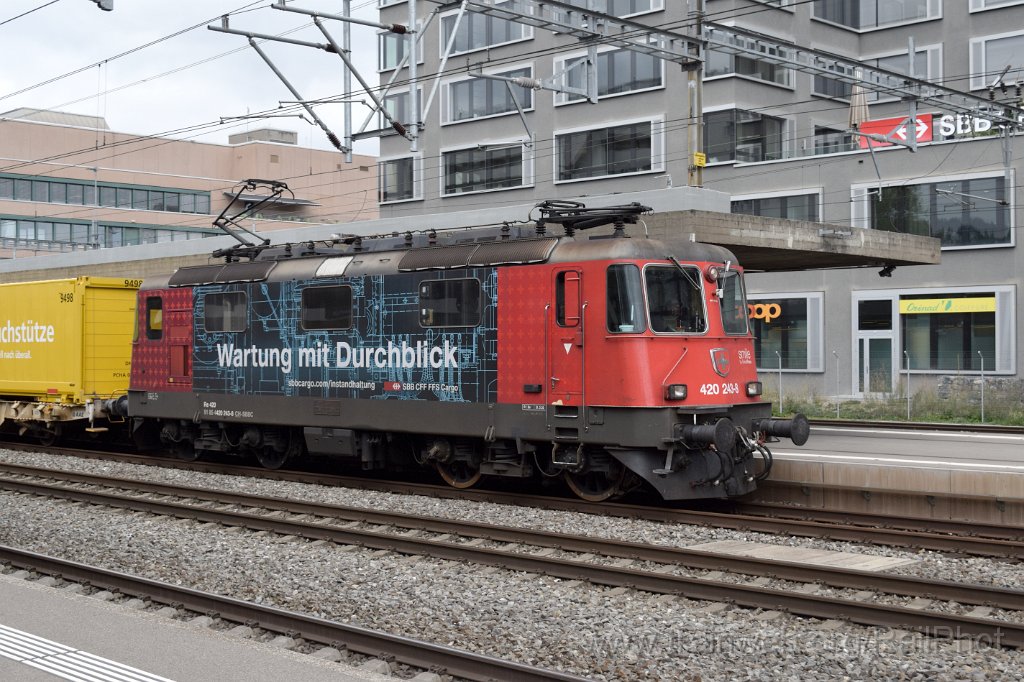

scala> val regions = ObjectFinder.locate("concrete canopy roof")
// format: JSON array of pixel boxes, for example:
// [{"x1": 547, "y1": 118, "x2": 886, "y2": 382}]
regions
[{"x1": 645, "y1": 210, "x2": 941, "y2": 272}]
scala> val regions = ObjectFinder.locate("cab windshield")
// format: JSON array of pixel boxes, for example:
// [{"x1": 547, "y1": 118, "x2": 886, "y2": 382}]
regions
[
  {"x1": 720, "y1": 270, "x2": 749, "y2": 335},
  {"x1": 645, "y1": 265, "x2": 706, "y2": 333}
]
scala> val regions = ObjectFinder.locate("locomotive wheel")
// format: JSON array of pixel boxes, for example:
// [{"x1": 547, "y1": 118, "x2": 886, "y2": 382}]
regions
[
  {"x1": 172, "y1": 443, "x2": 199, "y2": 462},
  {"x1": 257, "y1": 446, "x2": 289, "y2": 470},
  {"x1": 564, "y1": 461, "x2": 626, "y2": 502},
  {"x1": 436, "y1": 459, "x2": 482, "y2": 489}
]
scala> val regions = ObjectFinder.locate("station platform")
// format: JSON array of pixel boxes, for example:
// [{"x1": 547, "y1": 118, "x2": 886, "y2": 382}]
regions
[
  {"x1": 757, "y1": 426, "x2": 1024, "y2": 524},
  {"x1": 0, "y1": 572, "x2": 389, "y2": 682}
]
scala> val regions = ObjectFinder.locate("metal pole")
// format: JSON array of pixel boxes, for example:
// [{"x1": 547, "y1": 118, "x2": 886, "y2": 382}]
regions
[
  {"x1": 832, "y1": 350, "x2": 840, "y2": 418},
  {"x1": 407, "y1": 0, "x2": 419, "y2": 152},
  {"x1": 343, "y1": 0, "x2": 352, "y2": 164},
  {"x1": 978, "y1": 350, "x2": 985, "y2": 423},
  {"x1": 904, "y1": 350, "x2": 910, "y2": 421},
  {"x1": 776, "y1": 350, "x2": 783, "y2": 414}
]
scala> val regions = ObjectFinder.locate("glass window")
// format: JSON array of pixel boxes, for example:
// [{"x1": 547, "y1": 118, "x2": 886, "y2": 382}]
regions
[
  {"x1": 443, "y1": 145, "x2": 524, "y2": 195},
  {"x1": 812, "y1": 126, "x2": 855, "y2": 155},
  {"x1": 813, "y1": 0, "x2": 933, "y2": 30},
  {"x1": 301, "y1": 285, "x2": 353, "y2": 330},
  {"x1": 858, "y1": 299, "x2": 892, "y2": 330},
  {"x1": 67, "y1": 184, "x2": 84, "y2": 204},
  {"x1": 705, "y1": 109, "x2": 785, "y2": 163},
  {"x1": 132, "y1": 189, "x2": 149, "y2": 210},
  {"x1": 0, "y1": 177, "x2": 12, "y2": 199},
  {"x1": 447, "y1": 68, "x2": 531, "y2": 122},
  {"x1": 164, "y1": 193, "x2": 180, "y2": 212},
  {"x1": 562, "y1": 49, "x2": 662, "y2": 103},
  {"x1": 441, "y1": 1, "x2": 529, "y2": 55},
  {"x1": 557, "y1": 121, "x2": 655, "y2": 181},
  {"x1": 194, "y1": 194, "x2": 211, "y2": 214},
  {"x1": 204, "y1": 291, "x2": 248, "y2": 332},
  {"x1": 116, "y1": 187, "x2": 133, "y2": 208},
  {"x1": 71, "y1": 223, "x2": 91, "y2": 244},
  {"x1": 970, "y1": 0, "x2": 1024, "y2": 9},
  {"x1": 148, "y1": 191, "x2": 164, "y2": 211},
  {"x1": 720, "y1": 271, "x2": 749, "y2": 335},
  {"x1": 751, "y1": 298, "x2": 807, "y2": 368},
  {"x1": 84, "y1": 185, "x2": 96, "y2": 206},
  {"x1": 563, "y1": 0, "x2": 662, "y2": 14},
  {"x1": 901, "y1": 294, "x2": 995, "y2": 370},
  {"x1": 813, "y1": 63, "x2": 855, "y2": 99},
  {"x1": 146, "y1": 297, "x2": 163, "y2": 340},
  {"x1": 379, "y1": 157, "x2": 416, "y2": 203},
  {"x1": 180, "y1": 194, "x2": 195, "y2": 213},
  {"x1": 607, "y1": 264, "x2": 647, "y2": 333},
  {"x1": 53, "y1": 223, "x2": 72, "y2": 243},
  {"x1": 732, "y1": 194, "x2": 819, "y2": 221},
  {"x1": 379, "y1": 32, "x2": 411, "y2": 70},
  {"x1": 99, "y1": 186, "x2": 117, "y2": 207},
  {"x1": 644, "y1": 265, "x2": 706, "y2": 334},
  {"x1": 14, "y1": 179, "x2": 31, "y2": 201},
  {"x1": 17, "y1": 220, "x2": 34, "y2": 240},
  {"x1": 870, "y1": 177, "x2": 1010, "y2": 247},
  {"x1": 32, "y1": 181, "x2": 49, "y2": 202},
  {"x1": 705, "y1": 49, "x2": 791, "y2": 87},
  {"x1": 50, "y1": 183, "x2": 67, "y2": 204},
  {"x1": 35, "y1": 222, "x2": 53, "y2": 241},
  {"x1": 0, "y1": 219, "x2": 15, "y2": 239},
  {"x1": 419, "y1": 278, "x2": 481, "y2": 327},
  {"x1": 555, "y1": 271, "x2": 581, "y2": 327},
  {"x1": 970, "y1": 32, "x2": 1024, "y2": 90}
]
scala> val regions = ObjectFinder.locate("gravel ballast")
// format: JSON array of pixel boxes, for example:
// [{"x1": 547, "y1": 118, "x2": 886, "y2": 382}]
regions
[{"x1": 1, "y1": 449, "x2": 1021, "y2": 680}]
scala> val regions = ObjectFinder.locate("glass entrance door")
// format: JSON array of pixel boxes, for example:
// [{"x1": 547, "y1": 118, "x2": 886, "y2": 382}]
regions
[
  {"x1": 855, "y1": 298, "x2": 895, "y2": 396},
  {"x1": 859, "y1": 337, "x2": 893, "y2": 394}
]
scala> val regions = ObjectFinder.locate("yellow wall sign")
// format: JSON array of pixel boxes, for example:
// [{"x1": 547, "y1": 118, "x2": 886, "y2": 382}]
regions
[
  {"x1": 899, "y1": 297, "x2": 996, "y2": 314},
  {"x1": 692, "y1": 152, "x2": 706, "y2": 167}
]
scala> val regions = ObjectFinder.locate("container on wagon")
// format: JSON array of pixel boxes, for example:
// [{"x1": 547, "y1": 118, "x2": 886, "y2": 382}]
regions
[{"x1": 0, "y1": 276, "x2": 139, "y2": 440}]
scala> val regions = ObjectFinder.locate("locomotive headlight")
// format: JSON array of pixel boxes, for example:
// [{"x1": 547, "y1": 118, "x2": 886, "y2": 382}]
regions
[
  {"x1": 665, "y1": 384, "x2": 687, "y2": 400},
  {"x1": 704, "y1": 265, "x2": 720, "y2": 282},
  {"x1": 746, "y1": 381, "x2": 763, "y2": 397}
]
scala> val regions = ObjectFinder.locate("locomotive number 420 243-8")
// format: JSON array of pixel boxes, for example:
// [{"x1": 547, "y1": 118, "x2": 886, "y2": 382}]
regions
[{"x1": 699, "y1": 382, "x2": 740, "y2": 396}]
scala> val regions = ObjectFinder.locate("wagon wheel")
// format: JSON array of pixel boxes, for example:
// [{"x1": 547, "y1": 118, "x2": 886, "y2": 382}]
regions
[
  {"x1": 37, "y1": 425, "x2": 61, "y2": 447},
  {"x1": 564, "y1": 461, "x2": 626, "y2": 502},
  {"x1": 436, "y1": 459, "x2": 482, "y2": 489}
]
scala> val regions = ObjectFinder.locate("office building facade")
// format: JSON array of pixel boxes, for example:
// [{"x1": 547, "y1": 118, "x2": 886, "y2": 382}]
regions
[{"x1": 375, "y1": 0, "x2": 1021, "y2": 400}]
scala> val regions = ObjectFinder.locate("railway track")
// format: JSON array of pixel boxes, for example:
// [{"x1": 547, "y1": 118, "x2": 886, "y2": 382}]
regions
[
  {"x1": 2, "y1": 462, "x2": 1022, "y2": 648},
  {"x1": 1, "y1": 443, "x2": 1020, "y2": 557},
  {"x1": 0, "y1": 545, "x2": 584, "y2": 682}
]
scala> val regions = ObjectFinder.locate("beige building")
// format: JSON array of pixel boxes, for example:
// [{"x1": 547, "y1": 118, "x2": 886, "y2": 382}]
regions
[{"x1": 0, "y1": 108, "x2": 377, "y2": 259}]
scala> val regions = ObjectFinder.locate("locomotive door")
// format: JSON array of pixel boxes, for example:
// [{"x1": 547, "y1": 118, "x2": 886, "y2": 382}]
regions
[
  {"x1": 548, "y1": 270, "x2": 585, "y2": 408},
  {"x1": 165, "y1": 295, "x2": 193, "y2": 386}
]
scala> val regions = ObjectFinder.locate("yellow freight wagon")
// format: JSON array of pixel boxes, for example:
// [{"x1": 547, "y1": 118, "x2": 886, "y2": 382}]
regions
[{"x1": 0, "y1": 276, "x2": 139, "y2": 442}]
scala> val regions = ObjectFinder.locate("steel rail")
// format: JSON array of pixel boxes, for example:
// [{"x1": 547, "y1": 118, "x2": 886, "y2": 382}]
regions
[
  {"x1": 0, "y1": 545, "x2": 586, "y2": 682},
  {"x1": 809, "y1": 419, "x2": 1024, "y2": 435},
  {"x1": 0, "y1": 450, "x2": 1018, "y2": 557},
  {"x1": 2, "y1": 473, "x2": 1022, "y2": 648},
  {"x1": 2, "y1": 463, "x2": 1022, "y2": 610},
  {"x1": 729, "y1": 501, "x2": 1024, "y2": 542}
]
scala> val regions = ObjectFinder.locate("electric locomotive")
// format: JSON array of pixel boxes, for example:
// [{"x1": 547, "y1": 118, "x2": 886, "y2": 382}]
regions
[{"x1": 128, "y1": 190, "x2": 807, "y2": 501}]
